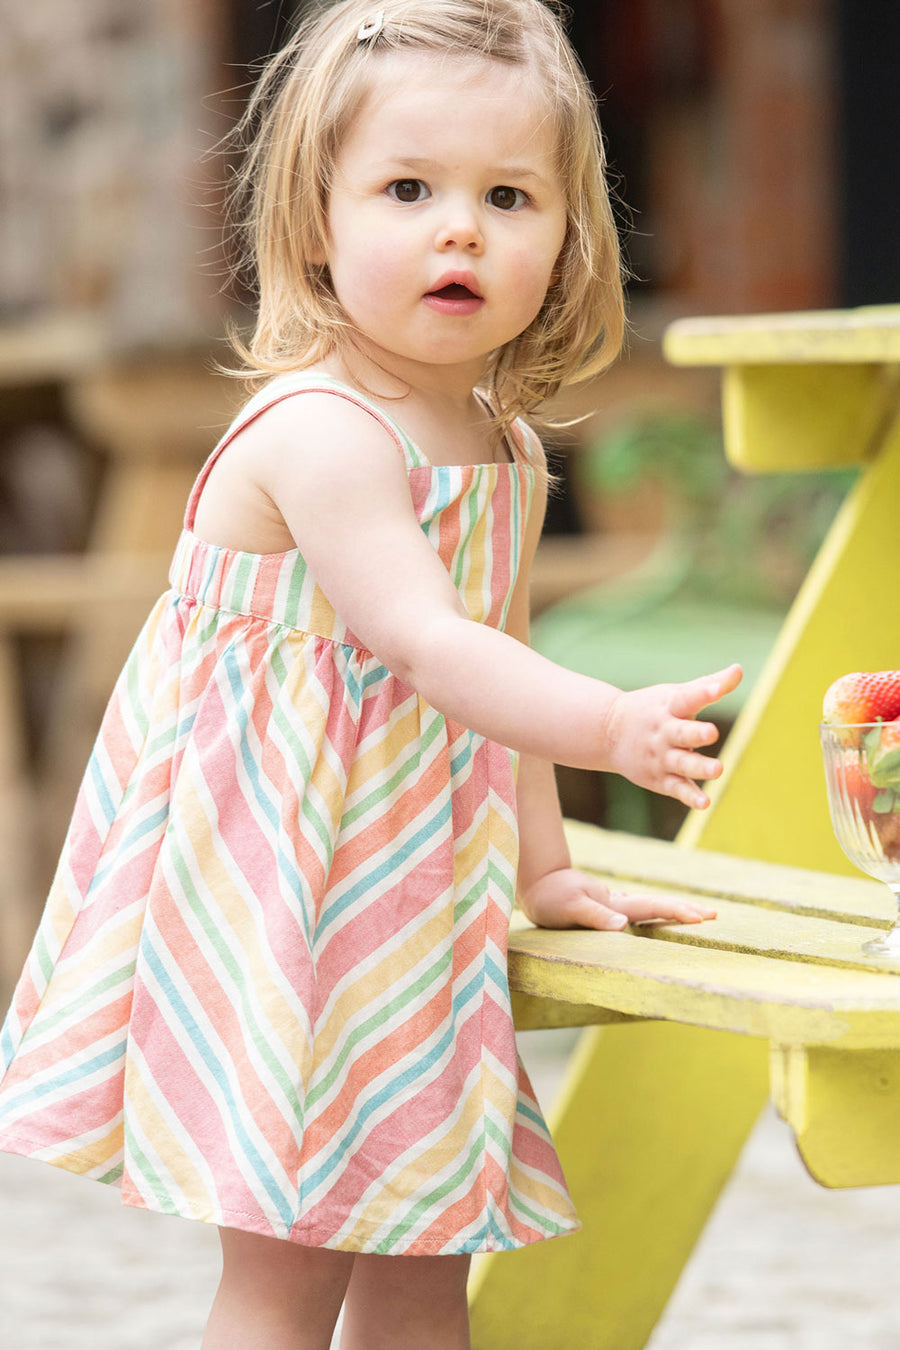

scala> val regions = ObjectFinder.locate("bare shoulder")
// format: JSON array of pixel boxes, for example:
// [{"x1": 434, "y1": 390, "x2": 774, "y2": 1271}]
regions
[
  {"x1": 193, "y1": 385, "x2": 406, "y2": 553},
  {"x1": 256, "y1": 387, "x2": 420, "y2": 550},
  {"x1": 251, "y1": 386, "x2": 406, "y2": 477}
]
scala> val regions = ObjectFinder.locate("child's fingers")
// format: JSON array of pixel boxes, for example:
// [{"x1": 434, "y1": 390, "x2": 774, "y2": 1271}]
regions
[
  {"x1": 666, "y1": 749, "x2": 723, "y2": 783},
  {"x1": 569, "y1": 879, "x2": 717, "y2": 930},
  {"x1": 564, "y1": 891, "x2": 629, "y2": 931},
  {"x1": 571, "y1": 878, "x2": 647, "y2": 931},
  {"x1": 607, "y1": 889, "x2": 717, "y2": 925},
  {"x1": 671, "y1": 718, "x2": 720, "y2": 750},
  {"x1": 662, "y1": 775, "x2": 710, "y2": 811},
  {"x1": 670, "y1": 663, "x2": 742, "y2": 719}
]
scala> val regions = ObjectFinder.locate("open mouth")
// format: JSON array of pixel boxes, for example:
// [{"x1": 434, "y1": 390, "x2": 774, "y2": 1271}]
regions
[{"x1": 428, "y1": 283, "x2": 480, "y2": 300}]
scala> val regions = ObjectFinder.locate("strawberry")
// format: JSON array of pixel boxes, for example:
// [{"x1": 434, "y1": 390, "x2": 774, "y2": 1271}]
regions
[
  {"x1": 823, "y1": 671, "x2": 900, "y2": 725},
  {"x1": 876, "y1": 811, "x2": 900, "y2": 862},
  {"x1": 869, "y1": 720, "x2": 900, "y2": 791},
  {"x1": 842, "y1": 759, "x2": 877, "y2": 813}
]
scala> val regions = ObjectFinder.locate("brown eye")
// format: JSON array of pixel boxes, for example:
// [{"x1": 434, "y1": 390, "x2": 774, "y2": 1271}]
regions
[
  {"x1": 388, "y1": 179, "x2": 428, "y2": 203},
  {"x1": 488, "y1": 185, "x2": 526, "y2": 211}
]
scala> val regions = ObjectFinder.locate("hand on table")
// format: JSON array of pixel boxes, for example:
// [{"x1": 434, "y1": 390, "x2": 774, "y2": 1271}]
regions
[{"x1": 518, "y1": 867, "x2": 717, "y2": 932}]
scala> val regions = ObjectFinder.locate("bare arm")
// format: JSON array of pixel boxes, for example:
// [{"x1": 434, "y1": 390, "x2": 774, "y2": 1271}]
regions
[
  {"x1": 505, "y1": 467, "x2": 717, "y2": 931},
  {"x1": 259, "y1": 395, "x2": 740, "y2": 799}
]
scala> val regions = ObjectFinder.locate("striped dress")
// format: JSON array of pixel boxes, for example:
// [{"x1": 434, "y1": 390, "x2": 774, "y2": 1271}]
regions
[{"x1": 0, "y1": 374, "x2": 580, "y2": 1255}]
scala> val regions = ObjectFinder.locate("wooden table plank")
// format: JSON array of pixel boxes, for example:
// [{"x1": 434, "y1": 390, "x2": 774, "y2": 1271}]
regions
[
  {"x1": 508, "y1": 917, "x2": 900, "y2": 1047},
  {"x1": 0, "y1": 312, "x2": 109, "y2": 385},
  {"x1": 563, "y1": 821, "x2": 890, "y2": 925},
  {"x1": 0, "y1": 553, "x2": 171, "y2": 627},
  {"x1": 663, "y1": 304, "x2": 900, "y2": 365},
  {"x1": 628, "y1": 893, "x2": 900, "y2": 974}
]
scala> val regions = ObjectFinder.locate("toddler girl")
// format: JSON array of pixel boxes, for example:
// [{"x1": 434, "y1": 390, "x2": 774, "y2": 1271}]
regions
[{"x1": 0, "y1": 2, "x2": 740, "y2": 1347}]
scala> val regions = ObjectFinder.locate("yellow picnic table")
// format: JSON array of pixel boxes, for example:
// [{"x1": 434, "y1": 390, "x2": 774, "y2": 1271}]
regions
[{"x1": 469, "y1": 305, "x2": 900, "y2": 1349}]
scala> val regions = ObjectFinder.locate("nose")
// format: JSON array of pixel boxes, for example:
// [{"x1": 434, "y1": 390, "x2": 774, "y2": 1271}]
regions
[{"x1": 434, "y1": 199, "x2": 484, "y2": 254}]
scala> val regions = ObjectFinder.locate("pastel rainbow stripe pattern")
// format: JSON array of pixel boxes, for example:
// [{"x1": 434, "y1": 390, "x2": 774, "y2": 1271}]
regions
[{"x1": 0, "y1": 376, "x2": 580, "y2": 1253}]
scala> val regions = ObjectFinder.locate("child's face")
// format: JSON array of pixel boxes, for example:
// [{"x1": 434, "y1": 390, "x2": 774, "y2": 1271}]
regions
[{"x1": 320, "y1": 51, "x2": 568, "y2": 387}]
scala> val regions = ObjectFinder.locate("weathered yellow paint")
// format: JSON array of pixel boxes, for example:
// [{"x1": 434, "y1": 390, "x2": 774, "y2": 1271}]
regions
[
  {"x1": 620, "y1": 894, "x2": 898, "y2": 973},
  {"x1": 771, "y1": 1044, "x2": 900, "y2": 1186},
  {"x1": 508, "y1": 914, "x2": 900, "y2": 1050},
  {"x1": 681, "y1": 405, "x2": 900, "y2": 871},
  {"x1": 769, "y1": 1042, "x2": 811, "y2": 1132},
  {"x1": 562, "y1": 821, "x2": 887, "y2": 924},
  {"x1": 473, "y1": 309, "x2": 900, "y2": 1346},
  {"x1": 663, "y1": 304, "x2": 900, "y2": 365},
  {"x1": 468, "y1": 1022, "x2": 767, "y2": 1350},
  {"x1": 721, "y1": 363, "x2": 895, "y2": 472},
  {"x1": 510, "y1": 989, "x2": 640, "y2": 1031},
  {"x1": 676, "y1": 312, "x2": 900, "y2": 1212}
]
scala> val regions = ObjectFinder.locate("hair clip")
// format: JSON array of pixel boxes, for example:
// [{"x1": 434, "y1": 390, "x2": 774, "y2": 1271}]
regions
[{"x1": 357, "y1": 10, "x2": 385, "y2": 41}]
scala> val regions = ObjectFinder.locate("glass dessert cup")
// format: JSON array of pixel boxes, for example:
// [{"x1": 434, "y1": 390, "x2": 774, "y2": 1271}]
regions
[{"x1": 820, "y1": 722, "x2": 900, "y2": 956}]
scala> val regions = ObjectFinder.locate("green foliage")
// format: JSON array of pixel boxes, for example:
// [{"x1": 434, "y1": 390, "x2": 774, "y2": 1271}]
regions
[
  {"x1": 581, "y1": 413, "x2": 730, "y2": 505},
  {"x1": 579, "y1": 412, "x2": 858, "y2": 607}
]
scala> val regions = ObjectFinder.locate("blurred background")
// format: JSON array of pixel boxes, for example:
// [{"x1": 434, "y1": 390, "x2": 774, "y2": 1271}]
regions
[
  {"x1": 3, "y1": 6, "x2": 900, "y2": 1347},
  {"x1": 1, "y1": 0, "x2": 900, "y2": 992}
]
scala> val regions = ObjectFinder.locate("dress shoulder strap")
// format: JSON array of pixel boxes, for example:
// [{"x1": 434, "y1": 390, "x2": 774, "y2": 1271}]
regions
[
  {"x1": 471, "y1": 388, "x2": 542, "y2": 468},
  {"x1": 183, "y1": 372, "x2": 425, "y2": 532},
  {"x1": 511, "y1": 417, "x2": 544, "y2": 469}
]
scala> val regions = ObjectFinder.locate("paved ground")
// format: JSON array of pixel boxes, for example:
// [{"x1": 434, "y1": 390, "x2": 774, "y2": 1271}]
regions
[
  {"x1": 645, "y1": 1108, "x2": 900, "y2": 1350},
  {"x1": 2, "y1": 1028, "x2": 900, "y2": 1348}
]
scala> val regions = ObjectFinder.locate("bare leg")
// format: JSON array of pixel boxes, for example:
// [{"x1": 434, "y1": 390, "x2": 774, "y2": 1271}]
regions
[
  {"x1": 202, "y1": 1226, "x2": 355, "y2": 1350},
  {"x1": 339, "y1": 1252, "x2": 471, "y2": 1350}
]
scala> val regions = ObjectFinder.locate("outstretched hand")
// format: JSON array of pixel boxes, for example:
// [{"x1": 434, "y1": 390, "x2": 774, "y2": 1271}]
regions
[
  {"x1": 604, "y1": 663, "x2": 742, "y2": 810},
  {"x1": 519, "y1": 867, "x2": 716, "y2": 931}
]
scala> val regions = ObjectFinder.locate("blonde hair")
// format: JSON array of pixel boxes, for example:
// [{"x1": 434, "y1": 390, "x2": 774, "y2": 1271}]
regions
[{"x1": 226, "y1": 0, "x2": 626, "y2": 444}]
